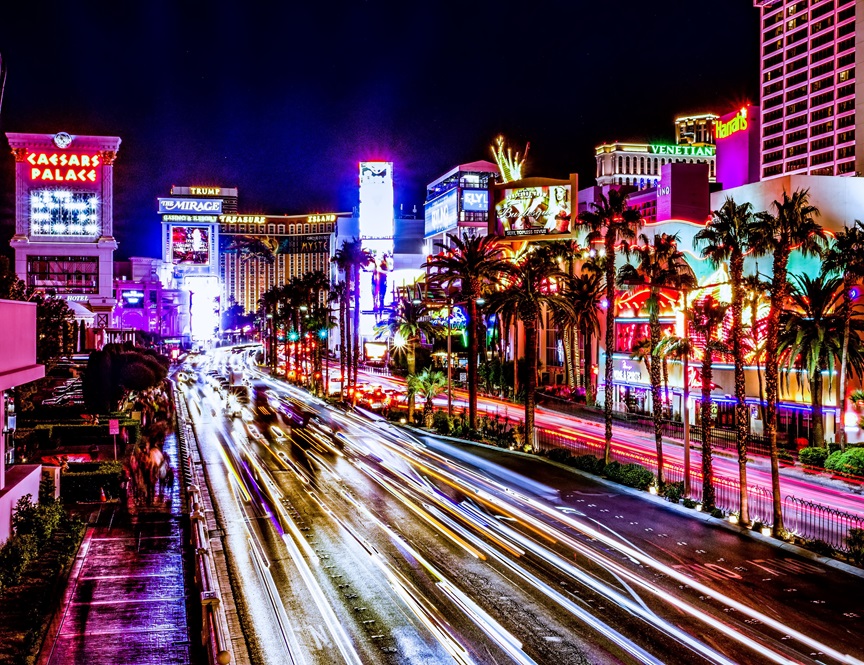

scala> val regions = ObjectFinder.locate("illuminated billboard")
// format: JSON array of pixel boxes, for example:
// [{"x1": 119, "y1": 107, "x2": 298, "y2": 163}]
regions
[
  {"x1": 496, "y1": 185, "x2": 571, "y2": 237},
  {"x1": 425, "y1": 189, "x2": 458, "y2": 238},
  {"x1": 158, "y1": 198, "x2": 222, "y2": 214},
  {"x1": 26, "y1": 151, "x2": 101, "y2": 182},
  {"x1": 171, "y1": 226, "x2": 210, "y2": 265},
  {"x1": 359, "y1": 162, "x2": 394, "y2": 242},
  {"x1": 462, "y1": 189, "x2": 488, "y2": 212},
  {"x1": 29, "y1": 189, "x2": 100, "y2": 237}
]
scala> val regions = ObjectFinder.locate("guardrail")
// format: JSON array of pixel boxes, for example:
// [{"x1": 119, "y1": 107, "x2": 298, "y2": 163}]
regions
[
  {"x1": 783, "y1": 495, "x2": 864, "y2": 554},
  {"x1": 173, "y1": 384, "x2": 233, "y2": 665}
]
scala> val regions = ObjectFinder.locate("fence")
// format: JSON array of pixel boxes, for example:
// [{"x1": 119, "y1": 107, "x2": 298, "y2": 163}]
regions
[
  {"x1": 534, "y1": 426, "x2": 863, "y2": 555},
  {"x1": 537, "y1": 394, "x2": 773, "y2": 457},
  {"x1": 783, "y1": 495, "x2": 864, "y2": 554}
]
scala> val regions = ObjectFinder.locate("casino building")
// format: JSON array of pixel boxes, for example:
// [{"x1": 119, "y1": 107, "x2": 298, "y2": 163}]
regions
[
  {"x1": 6, "y1": 131, "x2": 121, "y2": 328},
  {"x1": 594, "y1": 113, "x2": 718, "y2": 189},
  {"x1": 219, "y1": 212, "x2": 344, "y2": 315}
]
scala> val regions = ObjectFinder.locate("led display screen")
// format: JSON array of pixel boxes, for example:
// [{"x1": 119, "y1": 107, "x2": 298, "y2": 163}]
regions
[
  {"x1": 29, "y1": 189, "x2": 100, "y2": 237},
  {"x1": 496, "y1": 185, "x2": 571, "y2": 237},
  {"x1": 358, "y1": 162, "x2": 394, "y2": 244},
  {"x1": 121, "y1": 290, "x2": 145, "y2": 308},
  {"x1": 26, "y1": 151, "x2": 101, "y2": 182},
  {"x1": 424, "y1": 189, "x2": 458, "y2": 237},
  {"x1": 461, "y1": 189, "x2": 488, "y2": 212},
  {"x1": 171, "y1": 226, "x2": 210, "y2": 265}
]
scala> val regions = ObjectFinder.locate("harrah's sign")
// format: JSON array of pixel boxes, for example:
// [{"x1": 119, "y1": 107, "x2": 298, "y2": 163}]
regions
[
  {"x1": 27, "y1": 151, "x2": 101, "y2": 182},
  {"x1": 716, "y1": 108, "x2": 748, "y2": 140}
]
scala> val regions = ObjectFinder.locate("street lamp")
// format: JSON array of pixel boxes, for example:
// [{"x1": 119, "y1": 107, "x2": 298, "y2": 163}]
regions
[{"x1": 447, "y1": 297, "x2": 452, "y2": 417}]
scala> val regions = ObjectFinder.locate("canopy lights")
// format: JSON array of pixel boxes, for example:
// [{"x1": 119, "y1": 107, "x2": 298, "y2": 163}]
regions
[{"x1": 30, "y1": 189, "x2": 100, "y2": 237}]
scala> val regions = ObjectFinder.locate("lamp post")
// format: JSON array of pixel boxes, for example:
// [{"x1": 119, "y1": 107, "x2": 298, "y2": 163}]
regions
[{"x1": 682, "y1": 289, "x2": 691, "y2": 496}]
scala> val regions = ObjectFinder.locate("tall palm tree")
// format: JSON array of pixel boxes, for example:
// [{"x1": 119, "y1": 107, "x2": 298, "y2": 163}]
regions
[
  {"x1": 694, "y1": 197, "x2": 760, "y2": 525},
  {"x1": 655, "y1": 334, "x2": 691, "y2": 418},
  {"x1": 617, "y1": 233, "x2": 696, "y2": 487},
  {"x1": 330, "y1": 281, "x2": 348, "y2": 392},
  {"x1": 258, "y1": 287, "x2": 281, "y2": 373},
  {"x1": 571, "y1": 271, "x2": 603, "y2": 401},
  {"x1": 821, "y1": 220, "x2": 864, "y2": 449},
  {"x1": 374, "y1": 296, "x2": 439, "y2": 423},
  {"x1": 331, "y1": 245, "x2": 353, "y2": 386},
  {"x1": 741, "y1": 273, "x2": 770, "y2": 423},
  {"x1": 487, "y1": 249, "x2": 575, "y2": 446},
  {"x1": 423, "y1": 231, "x2": 512, "y2": 430},
  {"x1": 752, "y1": 188, "x2": 826, "y2": 536},
  {"x1": 778, "y1": 274, "x2": 864, "y2": 448},
  {"x1": 690, "y1": 296, "x2": 729, "y2": 511},
  {"x1": 577, "y1": 189, "x2": 642, "y2": 464},
  {"x1": 408, "y1": 368, "x2": 448, "y2": 428},
  {"x1": 334, "y1": 239, "x2": 372, "y2": 391}
]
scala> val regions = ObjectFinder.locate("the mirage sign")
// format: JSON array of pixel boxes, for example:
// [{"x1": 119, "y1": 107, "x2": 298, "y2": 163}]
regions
[{"x1": 158, "y1": 198, "x2": 223, "y2": 214}]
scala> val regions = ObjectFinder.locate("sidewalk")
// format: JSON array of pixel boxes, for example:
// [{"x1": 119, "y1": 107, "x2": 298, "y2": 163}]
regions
[{"x1": 38, "y1": 432, "x2": 196, "y2": 665}]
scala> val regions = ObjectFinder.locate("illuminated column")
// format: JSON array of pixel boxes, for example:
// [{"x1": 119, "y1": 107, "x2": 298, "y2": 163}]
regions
[{"x1": 97, "y1": 150, "x2": 117, "y2": 240}]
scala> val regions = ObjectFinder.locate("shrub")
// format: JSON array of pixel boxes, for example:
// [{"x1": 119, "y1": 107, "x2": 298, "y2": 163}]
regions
[
  {"x1": 432, "y1": 410, "x2": 451, "y2": 436},
  {"x1": 710, "y1": 508, "x2": 724, "y2": 519},
  {"x1": 682, "y1": 497, "x2": 698, "y2": 509},
  {"x1": 825, "y1": 447, "x2": 864, "y2": 477},
  {"x1": 569, "y1": 454, "x2": 606, "y2": 475},
  {"x1": 12, "y1": 494, "x2": 65, "y2": 548},
  {"x1": 847, "y1": 528, "x2": 864, "y2": 566},
  {"x1": 663, "y1": 481, "x2": 684, "y2": 504},
  {"x1": 798, "y1": 446, "x2": 829, "y2": 468},
  {"x1": 603, "y1": 461, "x2": 654, "y2": 490},
  {"x1": 0, "y1": 534, "x2": 38, "y2": 589},
  {"x1": 808, "y1": 539, "x2": 835, "y2": 557},
  {"x1": 547, "y1": 448, "x2": 573, "y2": 464},
  {"x1": 60, "y1": 461, "x2": 123, "y2": 502}
]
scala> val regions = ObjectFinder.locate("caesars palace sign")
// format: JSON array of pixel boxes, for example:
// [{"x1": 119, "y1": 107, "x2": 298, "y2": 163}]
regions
[{"x1": 26, "y1": 151, "x2": 101, "y2": 182}]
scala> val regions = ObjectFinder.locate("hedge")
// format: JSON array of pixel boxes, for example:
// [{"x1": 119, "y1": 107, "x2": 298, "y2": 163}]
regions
[
  {"x1": 798, "y1": 446, "x2": 830, "y2": 468},
  {"x1": 60, "y1": 461, "x2": 123, "y2": 502},
  {"x1": 825, "y1": 447, "x2": 864, "y2": 477}
]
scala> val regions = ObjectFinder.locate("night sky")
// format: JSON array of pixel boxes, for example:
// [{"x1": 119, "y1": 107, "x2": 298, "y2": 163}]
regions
[{"x1": 0, "y1": 1, "x2": 759, "y2": 260}]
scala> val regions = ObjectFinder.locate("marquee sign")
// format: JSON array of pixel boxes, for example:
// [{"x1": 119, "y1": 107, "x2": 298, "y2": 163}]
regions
[
  {"x1": 278, "y1": 235, "x2": 330, "y2": 254},
  {"x1": 308, "y1": 213, "x2": 337, "y2": 223},
  {"x1": 163, "y1": 214, "x2": 218, "y2": 223},
  {"x1": 158, "y1": 198, "x2": 222, "y2": 214},
  {"x1": 27, "y1": 151, "x2": 101, "y2": 182}
]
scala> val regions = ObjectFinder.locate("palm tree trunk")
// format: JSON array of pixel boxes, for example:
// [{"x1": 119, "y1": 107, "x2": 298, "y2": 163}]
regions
[
  {"x1": 562, "y1": 325, "x2": 574, "y2": 388},
  {"x1": 583, "y1": 327, "x2": 594, "y2": 404},
  {"x1": 662, "y1": 357, "x2": 669, "y2": 419},
  {"x1": 811, "y1": 360, "x2": 826, "y2": 447},
  {"x1": 524, "y1": 318, "x2": 538, "y2": 450},
  {"x1": 343, "y1": 275, "x2": 352, "y2": 390},
  {"x1": 352, "y1": 264, "x2": 361, "y2": 393},
  {"x1": 838, "y1": 285, "x2": 851, "y2": 450},
  {"x1": 407, "y1": 341, "x2": 416, "y2": 423},
  {"x1": 731, "y1": 258, "x2": 750, "y2": 525},
  {"x1": 339, "y1": 295, "x2": 346, "y2": 394},
  {"x1": 701, "y1": 355, "x2": 716, "y2": 510},
  {"x1": 649, "y1": 311, "x2": 665, "y2": 488},
  {"x1": 765, "y1": 256, "x2": 788, "y2": 537},
  {"x1": 467, "y1": 296, "x2": 479, "y2": 430},
  {"x1": 512, "y1": 319, "x2": 519, "y2": 399},
  {"x1": 603, "y1": 238, "x2": 616, "y2": 465}
]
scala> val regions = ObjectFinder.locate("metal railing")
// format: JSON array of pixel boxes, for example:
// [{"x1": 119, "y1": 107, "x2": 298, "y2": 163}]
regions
[
  {"x1": 535, "y1": 425, "x2": 864, "y2": 556},
  {"x1": 783, "y1": 495, "x2": 864, "y2": 554},
  {"x1": 174, "y1": 384, "x2": 233, "y2": 665}
]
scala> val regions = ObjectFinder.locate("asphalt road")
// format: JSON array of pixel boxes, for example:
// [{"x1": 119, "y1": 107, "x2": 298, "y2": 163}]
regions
[{"x1": 183, "y1": 352, "x2": 864, "y2": 665}]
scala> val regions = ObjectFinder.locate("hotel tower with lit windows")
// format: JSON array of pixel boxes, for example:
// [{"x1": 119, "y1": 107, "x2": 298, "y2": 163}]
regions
[{"x1": 756, "y1": 0, "x2": 864, "y2": 177}]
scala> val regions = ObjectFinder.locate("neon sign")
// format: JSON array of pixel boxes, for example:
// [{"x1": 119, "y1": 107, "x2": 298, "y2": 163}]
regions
[
  {"x1": 219, "y1": 215, "x2": 266, "y2": 224},
  {"x1": 158, "y1": 198, "x2": 222, "y2": 214},
  {"x1": 649, "y1": 144, "x2": 715, "y2": 157},
  {"x1": 189, "y1": 186, "x2": 221, "y2": 196},
  {"x1": 716, "y1": 108, "x2": 748, "y2": 140},
  {"x1": 164, "y1": 214, "x2": 218, "y2": 223},
  {"x1": 308, "y1": 214, "x2": 337, "y2": 223},
  {"x1": 27, "y1": 152, "x2": 101, "y2": 182},
  {"x1": 613, "y1": 359, "x2": 643, "y2": 383}
]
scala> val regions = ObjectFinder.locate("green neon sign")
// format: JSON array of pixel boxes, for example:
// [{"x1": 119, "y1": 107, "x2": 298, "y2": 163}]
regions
[{"x1": 649, "y1": 144, "x2": 715, "y2": 158}]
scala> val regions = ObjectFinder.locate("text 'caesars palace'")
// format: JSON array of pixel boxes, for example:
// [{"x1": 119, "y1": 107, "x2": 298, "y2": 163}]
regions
[{"x1": 7, "y1": 0, "x2": 864, "y2": 446}]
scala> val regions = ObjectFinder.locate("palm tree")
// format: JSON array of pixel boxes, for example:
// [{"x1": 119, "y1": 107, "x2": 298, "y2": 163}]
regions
[
  {"x1": 374, "y1": 296, "x2": 439, "y2": 423},
  {"x1": 487, "y1": 249, "x2": 575, "y2": 446},
  {"x1": 577, "y1": 189, "x2": 643, "y2": 464},
  {"x1": 332, "y1": 245, "x2": 352, "y2": 386},
  {"x1": 617, "y1": 233, "x2": 696, "y2": 487},
  {"x1": 752, "y1": 188, "x2": 826, "y2": 536},
  {"x1": 423, "y1": 231, "x2": 512, "y2": 430},
  {"x1": 741, "y1": 273, "x2": 770, "y2": 423},
  {"x1": 408, "y1": 368, "x2": 448, "y2": 428},
  {"x1": 655, "y1": 334, "x2": 692, "y2": 418},
  {"x1": 690, "y1": 296, "x2": 729, "y2": 511},
  {"x1": 333, "y1": 239, "x2": 372, "y2": 391},
  {"x1": 778, "y1": 274, "x2": 864, "y2": 448},
  {"x1": 694, "y1": 197, "x2": 760, "y2": 525},
  {"x1": 821, "y1": 220, "x2": 864, "y2": 449},
  {"x1": 330, "y1": 281, "x2": 348, "y2": 392},
  {"x1": 571, "y1": 271, "x2": 603, "y2": 402},
  {"x1": 258, "y1": 287, "x2": 281, "y2": 373}
]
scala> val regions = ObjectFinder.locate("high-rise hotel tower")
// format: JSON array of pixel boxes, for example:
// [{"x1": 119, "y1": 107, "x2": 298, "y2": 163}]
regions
[{"x1": 756, "y1": 0, "x2": 863, "y2": 178}]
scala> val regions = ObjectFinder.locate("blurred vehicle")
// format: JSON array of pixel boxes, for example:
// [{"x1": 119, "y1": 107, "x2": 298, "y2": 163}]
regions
[
  {"x1": 358, "y1": 386, "x2": 389, "y2": 411},
  {"x1": 251, "y1": 382, "x2": 277, "y2": 423}
]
